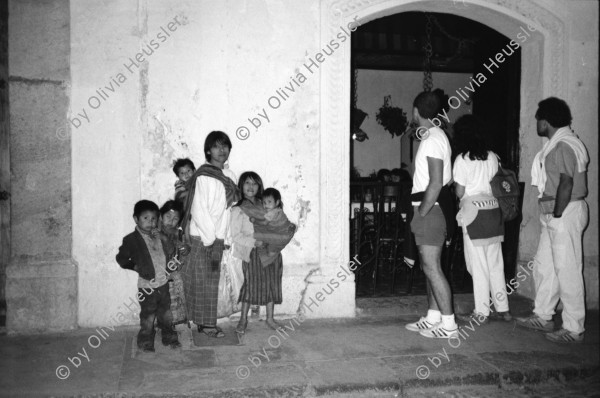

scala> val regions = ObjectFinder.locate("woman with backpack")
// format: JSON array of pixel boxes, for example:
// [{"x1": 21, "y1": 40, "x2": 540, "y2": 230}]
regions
[{"x1": 452, "y1": 115, "x2": 512, "y2": 324}]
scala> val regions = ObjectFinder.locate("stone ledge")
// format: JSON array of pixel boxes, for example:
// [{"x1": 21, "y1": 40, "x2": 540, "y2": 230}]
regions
[{"x1": 43, "y1": 365, "x2": 596, "y2": 397}]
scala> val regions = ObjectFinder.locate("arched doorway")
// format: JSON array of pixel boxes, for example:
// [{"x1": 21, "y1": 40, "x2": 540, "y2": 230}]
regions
[
  {"x1": 349, "y1": 11, "x2": 522, "y2": 296},
  {"x1": 315, "y1": 0, "x2": 566, "y2": 309}
]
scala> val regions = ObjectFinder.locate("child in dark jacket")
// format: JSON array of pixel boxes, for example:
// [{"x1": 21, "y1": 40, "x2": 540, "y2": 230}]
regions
[{"x1": 116, "y1": 200, "x2": 181, "y2": 352}]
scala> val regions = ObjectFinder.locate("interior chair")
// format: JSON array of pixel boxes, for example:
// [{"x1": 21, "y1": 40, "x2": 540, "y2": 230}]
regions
[
  {"x1": 372, "y1": 183, "x2": 406, "y2": 294},
  {"x1": 350, "y1": 182, "x2": 382, "y2": 295}
]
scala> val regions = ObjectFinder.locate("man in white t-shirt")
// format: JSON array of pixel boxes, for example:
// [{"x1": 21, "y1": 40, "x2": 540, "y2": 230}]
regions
[{"x1": 404, "y1": 91, "x2": 458, "y2": 339}]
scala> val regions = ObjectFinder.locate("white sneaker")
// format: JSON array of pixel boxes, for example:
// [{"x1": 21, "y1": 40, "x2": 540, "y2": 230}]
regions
[
  {"x1": 419, "y1": 323, "x2": 459, "y2": 339},
  {"x1": 405, "y1": 317, "x2": 439, "y2": 332}
]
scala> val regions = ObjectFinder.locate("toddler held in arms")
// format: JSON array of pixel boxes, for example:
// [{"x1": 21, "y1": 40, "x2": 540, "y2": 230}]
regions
[
  {"x1": 173, "y1": 158, "x2": 196, "y2": 203},
  {"x1": 249, "y1": 188, "x2": 296, "y2": 258}
]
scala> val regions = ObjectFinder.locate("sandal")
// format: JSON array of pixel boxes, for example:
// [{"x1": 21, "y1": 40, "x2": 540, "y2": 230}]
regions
[{"x1": 198, "y1": 325, "x2": 225, "y2": 338}]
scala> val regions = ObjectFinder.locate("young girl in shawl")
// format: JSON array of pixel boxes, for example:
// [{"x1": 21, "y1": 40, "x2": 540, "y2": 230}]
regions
[{"x1": 230, "y1": 172, "x2": 296, "y2": 334}]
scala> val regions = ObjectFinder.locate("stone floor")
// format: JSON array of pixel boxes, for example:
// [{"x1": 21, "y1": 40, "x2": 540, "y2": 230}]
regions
[
  {"x1": 322, "y1": 373, "x2": 600, "y2": 397},
  {"x1": 0, "y1": 294, "x2": 597, "y2": 397}
]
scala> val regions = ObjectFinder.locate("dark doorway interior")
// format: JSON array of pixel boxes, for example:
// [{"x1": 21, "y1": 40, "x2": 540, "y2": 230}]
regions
[{"x1": 350, "y1": 12, "x2": 521, "y2": 297}]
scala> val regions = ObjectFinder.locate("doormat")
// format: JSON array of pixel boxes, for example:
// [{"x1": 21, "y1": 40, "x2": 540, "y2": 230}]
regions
[{"x1": 192, "y1": 326, "x2": 243, "y2": 347}]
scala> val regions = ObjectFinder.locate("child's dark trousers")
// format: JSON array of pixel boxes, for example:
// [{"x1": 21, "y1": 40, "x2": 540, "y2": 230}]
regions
[{"x1": 137, "y1": 284, "x2": 179, "y2": 350}]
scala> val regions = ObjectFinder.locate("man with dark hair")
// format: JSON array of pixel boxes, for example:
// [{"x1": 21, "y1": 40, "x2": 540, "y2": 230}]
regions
[
  {"x1": 516, "y1": 97, "x2": 589, "y2": 343},
  {"x1": 534, "y1": 97, "x2": 573, "y2": 128},
  {"x1": 204, "y1": 131, "x2": 232, "y2": 162},
  {"x1": 180, "y1": 130, "x2": 240, "y2": 338},
  {"x1": 413, "y1": 91, "x2": 443, "y2": 120},
  {"x1": 405, "y1": 91, "x2": 458, "y2": 339}
]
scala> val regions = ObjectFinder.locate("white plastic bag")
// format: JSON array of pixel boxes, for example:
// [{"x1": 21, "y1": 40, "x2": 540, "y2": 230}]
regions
[{"x1": 217, "y1": 247, "x2": 244, "y2": 318}]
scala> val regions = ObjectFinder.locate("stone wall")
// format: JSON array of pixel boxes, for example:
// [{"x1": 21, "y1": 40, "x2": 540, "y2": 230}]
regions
[{"x1": 6, "y1": 0, "x2": 76, "y2": 332}]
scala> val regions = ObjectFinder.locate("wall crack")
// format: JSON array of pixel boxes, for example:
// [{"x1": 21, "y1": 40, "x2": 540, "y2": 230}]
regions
[{"x1": 296, "y1": 267, "x2": 320, "y2": 315}]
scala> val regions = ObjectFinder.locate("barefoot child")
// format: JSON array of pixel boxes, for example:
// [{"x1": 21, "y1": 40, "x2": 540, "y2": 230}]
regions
[
  {"x1": 230, "y1": 173, "x2": 296, "y2": 334},
  {"x1": 116, "y1": 200, "x2": 181, "y2": 351}
]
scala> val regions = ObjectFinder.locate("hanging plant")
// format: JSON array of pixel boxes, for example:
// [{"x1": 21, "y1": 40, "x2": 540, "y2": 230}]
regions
[{"x1": 375, "y1": 95, "x2": 408, "y2": 138}]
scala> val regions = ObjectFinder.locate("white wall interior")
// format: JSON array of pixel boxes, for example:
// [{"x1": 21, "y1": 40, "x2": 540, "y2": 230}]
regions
[{"x1": 353, "y1": 69, "x2": 472, "y2": 176}]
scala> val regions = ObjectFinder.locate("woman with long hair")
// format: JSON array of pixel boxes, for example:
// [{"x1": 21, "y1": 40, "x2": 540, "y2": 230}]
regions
[{"x1": 452, "y1": 115, "x2": 511, "y2": 323}]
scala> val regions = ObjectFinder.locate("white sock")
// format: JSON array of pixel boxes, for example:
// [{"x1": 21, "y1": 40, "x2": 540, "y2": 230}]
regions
[
  {"x1": 426, "y1": 309, "x2": 441, "y2": 324},
  {"x1": 442, "y1": 314, "x2": 457, "y2": 330}
]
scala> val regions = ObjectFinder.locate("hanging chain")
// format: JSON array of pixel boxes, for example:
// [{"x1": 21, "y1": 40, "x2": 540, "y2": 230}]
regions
[
  {"x1": 430, "y1": 15, "x2": 475, "y2": 66},
  {"x1": 422, "y1": 14, "x2": 433, "y2": 92},
  {"x1": 430, "y1": 15, "x2": 475, "y2": 44}
]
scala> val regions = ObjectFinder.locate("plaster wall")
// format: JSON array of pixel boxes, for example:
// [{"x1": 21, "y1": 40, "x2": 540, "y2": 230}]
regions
[
  {"x1": 6, "y1": 0, "x2": 76, "y2": 332},
  {"x1": 515, "y1": 0, "x2": 599, "y2": 309},
  {"x1": 558, "y1": 0, "x2": 598, "y2": 309},
  {"x1": 72, "y1": 0, "x2": 325, "y2": 327}
]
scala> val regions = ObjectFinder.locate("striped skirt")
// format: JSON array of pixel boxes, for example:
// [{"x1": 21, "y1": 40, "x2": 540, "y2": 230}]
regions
[
  {"x1": 238, "y1": 249, "x2": 283, "y2": 305},
  {"x1": 180, "y1": 236, "x2": 224, "y2": 326}
]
